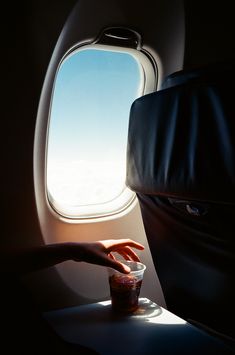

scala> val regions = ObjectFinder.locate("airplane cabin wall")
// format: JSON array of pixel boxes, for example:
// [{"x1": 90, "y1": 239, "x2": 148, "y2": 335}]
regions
[
  {"x1": 2, "y1": 0, "x2": 235, "y2": 311},
  {"x1": 34, "y1": 0, "x2": 184, "y2": 310}
]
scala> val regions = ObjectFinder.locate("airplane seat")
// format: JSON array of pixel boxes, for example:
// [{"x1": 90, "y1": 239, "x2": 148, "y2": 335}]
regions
[{"x1": 126, "y1": 60, "x2": 235, "y2": 343}]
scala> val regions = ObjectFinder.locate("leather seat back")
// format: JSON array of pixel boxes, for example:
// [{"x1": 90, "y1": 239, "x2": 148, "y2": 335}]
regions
[{"x1": 126, "y1": 61, "x2": 235, "y2": 339}]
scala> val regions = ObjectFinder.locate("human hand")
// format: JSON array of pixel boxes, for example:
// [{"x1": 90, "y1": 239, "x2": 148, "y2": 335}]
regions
[{"x1": 68, "y1": 239, "x2": 145, "y2": 273}]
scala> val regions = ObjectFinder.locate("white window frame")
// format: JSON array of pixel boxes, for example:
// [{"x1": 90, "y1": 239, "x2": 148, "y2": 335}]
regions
[{"x1": 46, "y1": 43, "x2": 157, "y2": 220}]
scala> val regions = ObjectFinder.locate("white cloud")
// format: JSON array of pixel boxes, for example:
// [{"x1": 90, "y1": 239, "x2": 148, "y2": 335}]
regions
[{"x1": 47, "y1": 160, "x2": 126, "y2": 206}]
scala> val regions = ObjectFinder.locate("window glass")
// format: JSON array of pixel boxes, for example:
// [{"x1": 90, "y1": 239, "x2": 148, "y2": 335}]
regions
[{"x1": 47, "y1": 47, "x2": 144, "y2": 218}]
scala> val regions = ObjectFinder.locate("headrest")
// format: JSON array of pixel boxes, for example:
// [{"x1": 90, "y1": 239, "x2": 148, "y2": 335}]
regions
[{"x1": 126, "y1": 62, "x2": 235, "y2": 204}]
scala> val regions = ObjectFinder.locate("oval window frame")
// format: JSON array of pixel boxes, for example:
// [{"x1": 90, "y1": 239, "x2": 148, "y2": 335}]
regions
[{"x1": 45, "y1": 42, "x2": 157, "y2": 220}]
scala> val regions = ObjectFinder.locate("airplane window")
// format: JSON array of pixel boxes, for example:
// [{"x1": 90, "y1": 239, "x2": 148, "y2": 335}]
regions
[{"x1": 46, "y1": 46, "x2": 153, "y2": 218}]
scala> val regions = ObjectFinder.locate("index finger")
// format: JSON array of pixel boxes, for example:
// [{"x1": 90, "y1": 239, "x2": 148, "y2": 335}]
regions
[{"x1": 107, "y1": 239, "x2": 145, "y2": 252}]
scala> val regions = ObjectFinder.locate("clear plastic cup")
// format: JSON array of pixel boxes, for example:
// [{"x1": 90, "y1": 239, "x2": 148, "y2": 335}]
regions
[{"x1": 108, "y1": 260, "x2": 146, "y2": 313}]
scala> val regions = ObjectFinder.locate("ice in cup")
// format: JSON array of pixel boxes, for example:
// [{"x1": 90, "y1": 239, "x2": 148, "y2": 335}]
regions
[{"x1": 108, "y1": 260, "x2": 146, "y2": 313}]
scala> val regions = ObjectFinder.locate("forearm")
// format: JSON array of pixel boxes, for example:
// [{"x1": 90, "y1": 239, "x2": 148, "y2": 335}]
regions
[
  {"x1": 18, "y1": 244, "x2": 68, "y2": 273},
  {"x1": 0, "y1": 239, "x2": 144, "y2": 277},
  {"x1": 0, "y1": 243, "x2": 77, "y2": 276}
]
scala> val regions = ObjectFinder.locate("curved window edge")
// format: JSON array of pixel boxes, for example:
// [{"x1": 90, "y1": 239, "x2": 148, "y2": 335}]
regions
[
  {"x1": 46, "y1": 188, "x2": 137, "y2": 222},
  {"x1": 45, "y1": 41, "x2": 157, "y2": 221}
]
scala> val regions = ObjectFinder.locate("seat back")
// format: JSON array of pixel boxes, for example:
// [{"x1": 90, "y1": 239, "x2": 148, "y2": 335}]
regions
[{"x1": 126, "y1": 61, "x2": 235, "y2": 339}]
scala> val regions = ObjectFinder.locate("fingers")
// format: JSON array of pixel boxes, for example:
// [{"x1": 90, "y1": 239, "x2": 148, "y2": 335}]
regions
[
  {"x1": 107, "y1": 258, "x2": 131, "y2": 274},
  {"x1": 114, "y1": 246, "x2": 141, "y2": 262},
  {"x1": 103, "y1": 239, "x2": 144, "y2": 268},
  {"x1": 114, "y1": 239, "x2": 145, "y2": 251},
  {"x1": 82, "y1": 240, "x2": 144, "y2": 273},
  {"x1": 101, "y1": 239, "x2": 145, "y2": 252}
]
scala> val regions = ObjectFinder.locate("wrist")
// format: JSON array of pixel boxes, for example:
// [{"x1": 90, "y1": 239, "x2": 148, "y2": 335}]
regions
[{"x1": 57, "y1": 242, "x2": 84, "y2": 263}]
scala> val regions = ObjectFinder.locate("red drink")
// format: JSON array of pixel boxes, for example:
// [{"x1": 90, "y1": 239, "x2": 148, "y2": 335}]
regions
[{"x1": 109, "y1": 274, "x2": 142, "y2": 313}]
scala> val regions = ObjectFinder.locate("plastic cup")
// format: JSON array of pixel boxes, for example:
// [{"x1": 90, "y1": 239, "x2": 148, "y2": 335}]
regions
[{"x1": 108, "y1": 260, "x2": 146, "y2": 313}]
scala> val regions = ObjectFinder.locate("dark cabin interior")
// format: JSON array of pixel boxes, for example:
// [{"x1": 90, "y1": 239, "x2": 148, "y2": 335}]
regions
[{"x1": 2, "y1": 0, "x2": 235, "y2": 327}]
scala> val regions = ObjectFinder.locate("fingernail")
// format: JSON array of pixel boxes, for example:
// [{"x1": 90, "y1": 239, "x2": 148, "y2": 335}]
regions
[{"x1": 123, "y1": 265, "x2": 131, "y2": 273}]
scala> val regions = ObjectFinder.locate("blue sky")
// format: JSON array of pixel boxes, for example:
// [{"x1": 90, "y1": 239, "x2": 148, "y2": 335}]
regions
[{"x1": 47, "y1": 48, "x2": 141, "y2": 207}]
